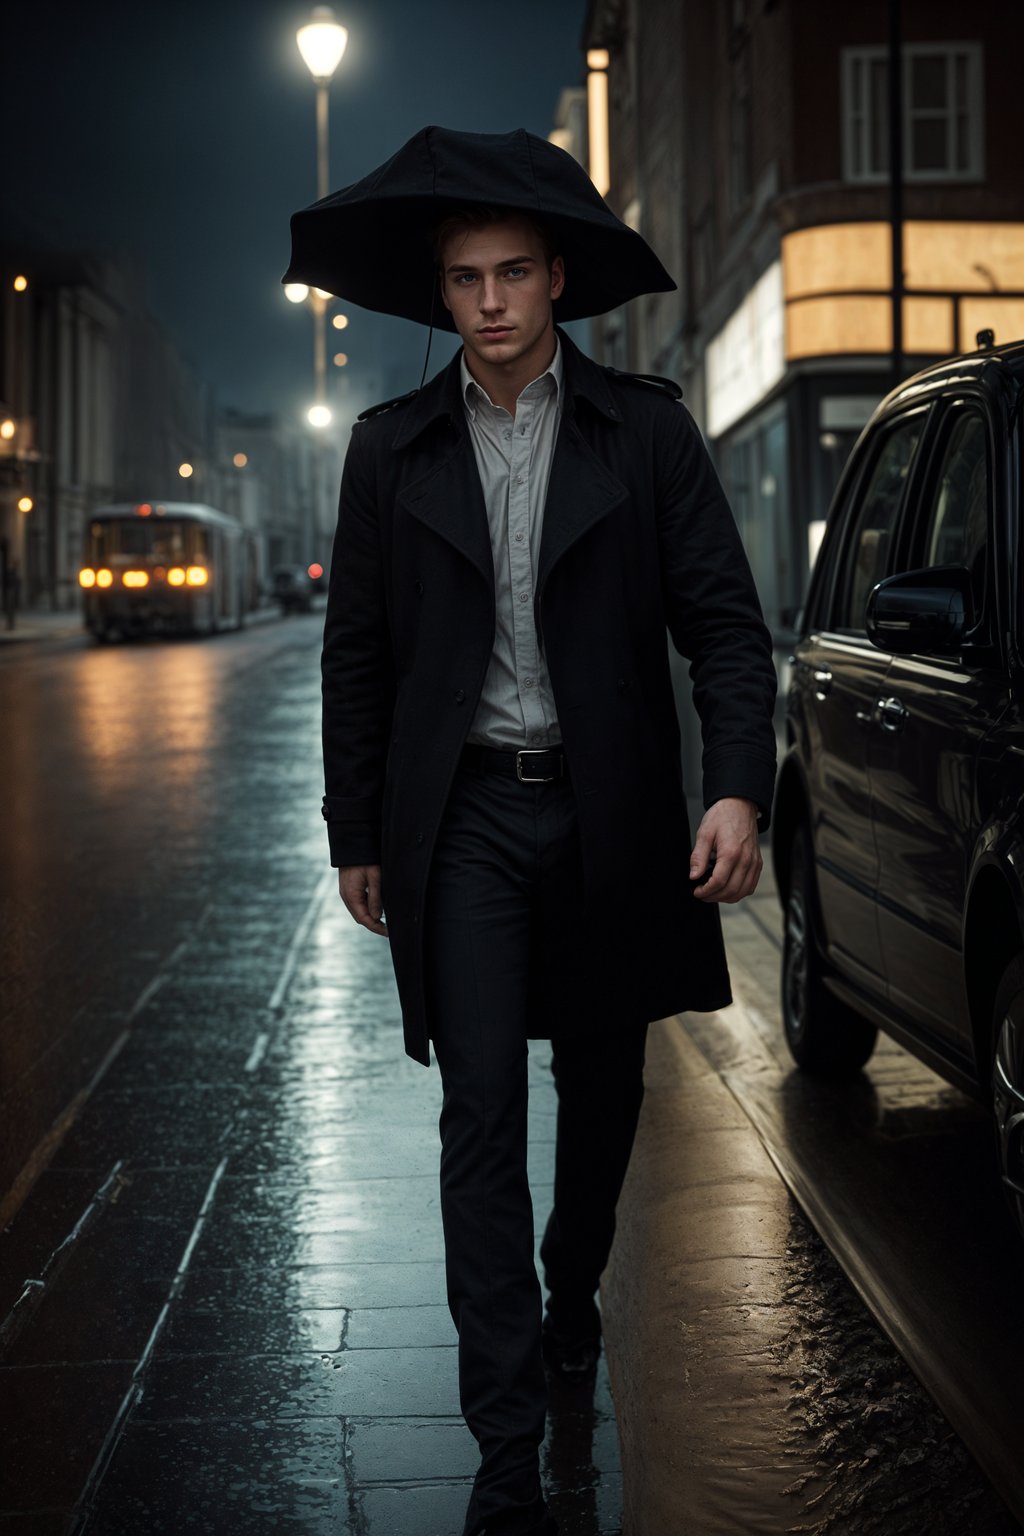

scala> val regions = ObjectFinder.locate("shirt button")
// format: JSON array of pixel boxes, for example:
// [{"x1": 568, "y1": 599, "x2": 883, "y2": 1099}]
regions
[
  {"x1": 518, "y1": 592, "x2": 529, "y2": 604},
  {"x1": 503, "y1": 430, "x2": 512, "y2": 441},
  {"x1": 454, "y1": 689, "x2": 465, "y2": 704},
  {"x1": 524, "y1": 678, "x2": 535, "y2": 689},
  {"x1": 514, "y1": 530, "x2": 524, "y2": 543},
  {"x1": 515, "y1": 475, "x2": 524, "y2": 485}
]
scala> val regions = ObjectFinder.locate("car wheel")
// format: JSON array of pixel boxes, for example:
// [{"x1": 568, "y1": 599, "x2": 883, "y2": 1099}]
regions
[
  {"x1": 781, "y1": 825, "x2": 878, "y2": 1076},
  {"x1": 992, "y1": 954, "x2": 1024, "y2": 1243}
]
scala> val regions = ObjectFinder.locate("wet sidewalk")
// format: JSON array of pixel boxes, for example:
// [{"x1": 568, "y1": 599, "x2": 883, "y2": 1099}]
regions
[{"x1": 0, "y1": 872, "x2": 622, "y2": 1534}]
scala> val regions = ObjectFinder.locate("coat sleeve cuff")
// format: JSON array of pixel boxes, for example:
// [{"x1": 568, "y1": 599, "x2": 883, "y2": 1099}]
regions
[
  {"x1": 702, "y1": 754, "x2": 777, "y2": 834},
  {"x1": 322, "y1": 797, "x2": 382, "y2": 868}
]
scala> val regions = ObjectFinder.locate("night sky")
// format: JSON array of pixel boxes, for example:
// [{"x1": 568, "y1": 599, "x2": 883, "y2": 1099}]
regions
[{"x1": 2, "y1": 0, "x2": 587, "y2": 422}]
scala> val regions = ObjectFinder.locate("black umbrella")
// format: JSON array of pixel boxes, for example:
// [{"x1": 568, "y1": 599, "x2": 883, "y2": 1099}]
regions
[{"x1": 283, "y1": 125, "x2": 675, "y2": 331}]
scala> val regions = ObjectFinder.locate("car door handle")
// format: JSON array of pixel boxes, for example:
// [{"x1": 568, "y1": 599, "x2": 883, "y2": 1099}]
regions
[
  {"x1": 811, "y1": 668, "x2": 832, "y2": 698},
  {"x1": 876, "y1": 696, "x2": 908, "y2": 732}
]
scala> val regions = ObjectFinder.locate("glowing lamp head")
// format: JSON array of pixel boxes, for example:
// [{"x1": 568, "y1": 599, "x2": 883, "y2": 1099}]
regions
[
  {"x1": 122, "y1": 570, "x2": 150, "y2": 588},
  {"x1": 296, "y1": 8, "x2": 348, "y2": 81},
  {"x1": 79, "y1": 568, "x2": 96, "y2": 588},
  {"x1": 307, "y1": 403, "x2": 333, "y2": 428},
  {"x1": 0, "y1": 419, "x2": 15, "y2": 440},
  {"x1": 186, "y1": 565, "x2": 209, "y2": 587},
  {"x1": 284, "y1": 282, "x2": 310, "y2": 304},
  {"x1": 96, "y1": 568, "x2": 113, "y2": 588},
  {"x1": 167, "y1": 567, "x2": 186, "y2": 587},
  {"x1": 233, "y1": 452, "x2": 248, "y2": 468},
  {"x1": 13, "y1": 275, "x2": 28, "y2": 293},
  {"x1": 17, "y1": 496, "x2": 33, "y2": 512},
  {"x1": 178, "y1": 462, "x2": 194, "y2": 479},
  {"x1": 332, "y1": 313, "x2": 349, "y2": 330}
]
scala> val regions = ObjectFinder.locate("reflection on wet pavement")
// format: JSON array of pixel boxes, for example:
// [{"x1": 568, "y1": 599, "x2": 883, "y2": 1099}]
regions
[{"x1": 0, "y1": 622, "x2": 622, "y2": 1534}]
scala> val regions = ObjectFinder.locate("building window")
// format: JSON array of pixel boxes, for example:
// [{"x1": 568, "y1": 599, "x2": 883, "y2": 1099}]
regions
[{"x1": 841, "y1": 43, "x2": 984, "y2": 183}]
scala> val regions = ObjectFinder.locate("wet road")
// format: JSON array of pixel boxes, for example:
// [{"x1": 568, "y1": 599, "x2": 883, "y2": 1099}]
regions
[{"x1": 0, "y1": 617, "x2": 621, "y2": 1533}]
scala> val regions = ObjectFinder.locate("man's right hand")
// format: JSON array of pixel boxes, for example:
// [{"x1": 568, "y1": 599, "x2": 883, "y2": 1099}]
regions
[{"x1": 338, "y1": 865, "x2": 388, "y2": 936}]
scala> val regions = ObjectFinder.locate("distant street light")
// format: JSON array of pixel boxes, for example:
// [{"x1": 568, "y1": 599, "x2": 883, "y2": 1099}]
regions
[
  {"x1": 12, "y1": 275, "x2": 27, "y2": 293},
  {"x1": 332, "y1": 313, "x2": 349, "y2": 330},
  {"x1": 333, "y1": 352, "x2": 348, "y2": 366},
  {"x1": 178, "y1": 462, "x2": 194, "y2": 479},
  {"x1": 0, "y1": 419, "x2": 15, "y2": 440},
  {"x1": 307, "y1": 403, "x2": 333, "y2": 428},
  {"x1": 284, "y1": 282, "x2": 310, "y2": 303},
  {"x1": 233, "y1": 452, "x2": 248, "y2": 468},
  {"x1": 17, "y1": 496, "x2": 33, "y2": 512}
]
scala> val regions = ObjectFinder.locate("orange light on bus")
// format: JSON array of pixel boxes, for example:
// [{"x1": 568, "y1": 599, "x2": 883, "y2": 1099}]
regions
[
  {"x1": 167, "y1": 567, "x2": 186, "y2": 586},
  {"x1": 136, "y1": 503, "x2": 152, "y2": 517},
  {"x1": 79, "y1": 568, "x2": 97, "y2": 588},
  {"x1": 186, "y1": 565, "x2": 209, "y2": 586},
  {"x1": 308, "y1": 562, "x2": 323, "y2": 580},
  {"x1": 96, "y1": 568, "x2": 113, "y2": 588},
  {"x1": 122, "y1": 570, "x2": 149, "y2": 588}
]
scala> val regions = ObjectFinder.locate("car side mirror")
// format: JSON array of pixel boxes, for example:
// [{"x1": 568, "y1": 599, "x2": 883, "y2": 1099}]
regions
[{"x1": 865, "y1": 565, "x2": 972, "y2": 656}]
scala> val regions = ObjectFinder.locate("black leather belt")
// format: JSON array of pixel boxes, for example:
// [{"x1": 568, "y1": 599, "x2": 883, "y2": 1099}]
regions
[{"x1": 461, "y1": 744, "x2": 569, "y2": 783}]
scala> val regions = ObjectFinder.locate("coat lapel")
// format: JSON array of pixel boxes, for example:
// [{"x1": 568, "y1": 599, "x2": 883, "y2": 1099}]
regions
[
  {"x1": 397, "y1": 435, "x2": 495, "y2": 590},
  {"x1": 391, "y1": 354, "x2": 494, "y2": 591},
  {"x1": 538, "y1": 415, "x2": 629, "y2": 595}
]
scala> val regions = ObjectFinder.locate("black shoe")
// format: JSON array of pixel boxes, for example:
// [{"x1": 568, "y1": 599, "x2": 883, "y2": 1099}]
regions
[{"x1": 541, "y1": 1309, "x2": 601, "y2": 1380}]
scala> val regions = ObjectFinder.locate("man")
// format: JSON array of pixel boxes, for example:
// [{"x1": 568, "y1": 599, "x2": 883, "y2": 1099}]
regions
[{"x1": 288, "y1": 127, "x2": 777, "y2": 1536}]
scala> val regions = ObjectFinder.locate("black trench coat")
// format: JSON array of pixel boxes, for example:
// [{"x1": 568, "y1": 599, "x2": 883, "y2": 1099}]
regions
[{"x1": 321, "y1": 329, "x2": 777, "y2": 1065}]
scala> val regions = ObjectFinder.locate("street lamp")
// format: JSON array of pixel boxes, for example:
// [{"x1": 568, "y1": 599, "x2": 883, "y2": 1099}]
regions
[{"x1": 295, "y1": 7, "x2": 347, "y2": 420}]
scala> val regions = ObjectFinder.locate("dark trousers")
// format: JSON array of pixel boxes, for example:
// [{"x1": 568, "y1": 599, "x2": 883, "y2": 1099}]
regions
[{"x1": 426, "y1": 762, "x2": 648, "y2": 1534}]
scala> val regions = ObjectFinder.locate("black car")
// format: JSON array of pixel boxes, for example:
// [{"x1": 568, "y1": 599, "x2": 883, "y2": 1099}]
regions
[
  {"x1": 271, "y1": 566, "x2": 314, "y2": 615},
  {"x1": 774, "y1": 335, "x2": 1024, "y2": 1239}
]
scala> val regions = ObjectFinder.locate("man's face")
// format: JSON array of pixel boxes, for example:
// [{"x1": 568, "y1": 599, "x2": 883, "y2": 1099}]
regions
[{"x1": 439, "y1": 217, "x2": 565, "y2": 375}]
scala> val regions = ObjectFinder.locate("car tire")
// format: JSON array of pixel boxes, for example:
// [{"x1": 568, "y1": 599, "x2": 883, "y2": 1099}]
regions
[
  {"x1": 992, "y1": 954, "x2": 1024, "y2": 1243},
  {"x1": 781, "y1": 824, "x2": 878, "y2": 1076}
]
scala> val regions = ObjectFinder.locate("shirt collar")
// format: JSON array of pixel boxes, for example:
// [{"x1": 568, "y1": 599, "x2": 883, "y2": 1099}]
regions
[{"x1": 460, "y1": 335, "x2": 563, "y2": 420}]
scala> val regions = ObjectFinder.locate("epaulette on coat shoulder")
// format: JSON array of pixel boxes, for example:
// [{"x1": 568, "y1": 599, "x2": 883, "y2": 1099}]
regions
[
  {"x1": 602, "y1": 366, "x2": 683, "y2": 401},
  {"x1": 357, "y1": 387, "x2": 420, "y2": 422}
]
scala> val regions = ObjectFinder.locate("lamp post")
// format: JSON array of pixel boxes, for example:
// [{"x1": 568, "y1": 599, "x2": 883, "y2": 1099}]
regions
[{"x1": 296, "y1": 6, "x2": 348, "y2": 424}]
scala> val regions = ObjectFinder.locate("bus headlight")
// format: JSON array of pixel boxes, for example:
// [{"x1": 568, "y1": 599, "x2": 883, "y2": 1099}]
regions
[
  {"x1": 122, "y1": 570, "x2": 149, "y2": 588},
  {"x1": 167, "y1": 567, "x2": 186, "y2": 587},
  {"x1": 79, "y1": 568, "x2": 96, "y2": 588},
  {"x1": 96, "y1": 568, "x2": 113, "y2": 588},
  {"x1": 186, "y1": 565, "x2": 209, "y2": 586}
]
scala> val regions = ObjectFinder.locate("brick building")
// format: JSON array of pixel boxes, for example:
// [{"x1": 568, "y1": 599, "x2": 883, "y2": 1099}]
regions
[{"x1": 579, "y1": 0, "x2": 1024, "y2": 728}]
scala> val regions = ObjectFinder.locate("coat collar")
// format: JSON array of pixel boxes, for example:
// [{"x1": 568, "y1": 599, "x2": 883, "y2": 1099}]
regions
[{"x1": 389, "y1": 327, "x2": 621, "y2": 451}]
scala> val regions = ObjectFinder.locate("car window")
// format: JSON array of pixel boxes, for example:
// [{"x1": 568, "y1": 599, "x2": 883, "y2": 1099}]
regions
[
  {"x1": 916, "y1": 410, "x2": 989, "y2": 634},
  {"x1": 832, "y1": 416, "x2": 924, "y2": 632}
]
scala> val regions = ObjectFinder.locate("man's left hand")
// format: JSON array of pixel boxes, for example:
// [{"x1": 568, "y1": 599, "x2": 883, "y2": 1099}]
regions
[{"x1": 689, "y1": 798, "x2": 762, "y2": 904}]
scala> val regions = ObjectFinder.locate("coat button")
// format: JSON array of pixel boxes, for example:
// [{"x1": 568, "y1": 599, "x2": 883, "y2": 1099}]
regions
[
  {"x1": 454, "y1": 689, "x2": 465, "y2": 704},
  {"x1": 416, "y1": 832, "x2": 424, "y2": 846},
  {"x1": 415, "y1": 580, "x2": 424, "y2": 596},
  {"x1": 618, "y1": 677, "x2": 628, "y2": 690}
]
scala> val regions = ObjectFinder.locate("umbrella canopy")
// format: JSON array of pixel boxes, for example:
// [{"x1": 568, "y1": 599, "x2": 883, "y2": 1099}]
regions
[{"x1": 284, "y1": 125, "x2": 676, "y2": 330}]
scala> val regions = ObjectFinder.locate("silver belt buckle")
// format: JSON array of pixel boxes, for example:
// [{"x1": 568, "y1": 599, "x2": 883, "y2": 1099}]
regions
[{"x1": 516, "y1": 748, "x2": 557, "y2": 783}]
